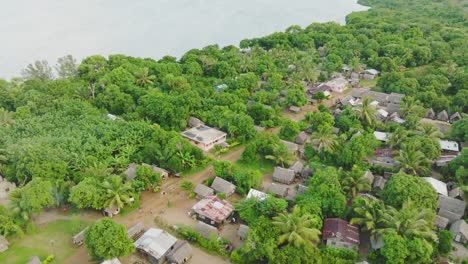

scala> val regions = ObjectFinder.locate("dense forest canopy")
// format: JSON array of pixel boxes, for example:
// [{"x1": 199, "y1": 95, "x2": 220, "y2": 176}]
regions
[{"x1": 0, "y1": 0, "x2": 467, "y2": 262}]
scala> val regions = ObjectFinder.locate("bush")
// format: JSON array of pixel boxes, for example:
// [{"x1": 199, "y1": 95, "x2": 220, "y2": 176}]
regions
[
  {"x1": 176, "y1": 225, "x2": 227, "y2": 256},
  {"x1": 181, "y1": 180, "x2": 194, "y2": 191},
  {"x1": 437, "y1": 230, "x2": 453, "y2": 256}
]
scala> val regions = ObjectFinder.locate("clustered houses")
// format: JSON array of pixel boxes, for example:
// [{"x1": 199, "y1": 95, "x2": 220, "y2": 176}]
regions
[
  {"x1": 134, "y1": 228, "x2": 192, "y2": 264},
  {"x1": 425, "y1": 108, "x2": 462, "y2": 124},
  {"x1": 190, "y1": 196, "x2": 235, "y2": 227}
]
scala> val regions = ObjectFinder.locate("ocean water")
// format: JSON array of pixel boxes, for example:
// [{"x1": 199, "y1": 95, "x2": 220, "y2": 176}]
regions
[{"x1": 0, "y1": 0, "x2": 367, "y2": 78}]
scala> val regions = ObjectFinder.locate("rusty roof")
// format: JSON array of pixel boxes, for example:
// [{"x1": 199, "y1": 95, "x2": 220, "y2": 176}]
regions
[{"x1": 322, "y1": 218, "x2": 360, "y2": 246}]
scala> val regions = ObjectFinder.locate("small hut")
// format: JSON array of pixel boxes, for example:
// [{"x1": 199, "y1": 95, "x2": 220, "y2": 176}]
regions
[
  {"x1": 289, "y1": 161, "x2": 304, "y2": 176},
  {"x1": 272, "y1": 167, "x2": 295, "y2": 184},
  {"x1": 295, "y1": 131, "x2": 309, "y2": 145},
  {"x1": 437, "y1": 110, "x2": 449, "y2": 122},
  {"x1": 72, "y1": 227, "x2": 88, "y2": 246},
  {"x1": 211, "y1": 177, "x2": 236, "y2": 197},
  {"x1": 288, "y1": 106, "x2": 301, "y2": 113},
  {"x1": 27, "y1": 256, "x2": 41, "y2": 264},
  {"x1": 127, "y1": 222, "x2": 144, "y2": 240},
  {"x1": 425, "y1": 108, "x2": 436, "y2": 119},
  {"x1": 373, "y1": 176, "x2": 387, "y2": 191},
  {"x1": 166, "y1": 241, "x2": 193, "y2": 264},
  {"x1": 195, "y1": 221, "x2": 219, "y2": 239},
  {"x1": 188, "y1": 116, "x2": 204, "y2": 128},
  {"x1": 193, "y1": 184, "x2": 215, "y2": 199},
  {"x1": 0, "y1": 236, "x2": 8, "y2": 253},
  {"x1": 238, "y1": 225, "x2": 249, "y2": 240},
  {"x1": 450, "y1": 112, "x2": 462, "y2": 123},
  {"x1": 268, "y1": 183, "x2": 289, "y2": 198}
]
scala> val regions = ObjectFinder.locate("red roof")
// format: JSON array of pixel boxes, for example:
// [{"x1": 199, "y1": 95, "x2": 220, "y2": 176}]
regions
[
  {"x1": 375, "y1": 148, "x2": 393, "y2": 157},
  {"x1": 192, "y1": 196, "x2": 234, "y2": 224},
  {"x1": 322, "y1": 218, "x2": 360, "y2": 246}
]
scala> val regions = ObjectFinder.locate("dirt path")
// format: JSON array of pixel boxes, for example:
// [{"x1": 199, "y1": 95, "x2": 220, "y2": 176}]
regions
[{"x1": 61, "y1": 147, "x2": 245, "y2": 264}]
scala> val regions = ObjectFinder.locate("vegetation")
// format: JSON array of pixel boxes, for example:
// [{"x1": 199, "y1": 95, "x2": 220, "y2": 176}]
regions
[{"x1": 84, "y1": 218, "x2": 135, "y2": 260}]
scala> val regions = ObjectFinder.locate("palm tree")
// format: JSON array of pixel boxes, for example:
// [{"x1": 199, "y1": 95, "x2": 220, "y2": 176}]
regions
[
  {"x1": 0, "y1": 108, "x2": 15, "y2": 127},
  {"x1": 272, "y1": 206, "x2": 321, "y2": 247},
  {"x1": 342, "y1": 172, "x2": 372, "y2": 199},
  {"x1": 400, "y1": 97, "x2": 425, "y2": 118},
  {"x1": 134, "y1": 67, "x2": 156, "y2": 87},
  {"x1": 349, "y1": 57, "x2": 364, "y2": 74},
  {"x1": 394, "y1": 144, "x2": 430, "y2": 176},
  {"x1": 388, "y1": 127, "x2": 409, "y2": 149},
  {"x1": 265, "y1": 143, "x2": 292, "y2": 167},
  {"x1": 379, "y1": 200, "x2": 437, "y2": 243},
  {"x1": 100, "y1": 175, "x2": 133, "y2": 210},
  {"x1": 354, "y1": 97, "x2": 378, "y2": 127},
  {"x1": 310, "y1": 126, "x2": 338, "y2": 153},
  {"x1": 416, "y1": 123, "x2": 443, "y2": 139},
  {"x1": 9, "y1": 189, "x2": 30, "y2": 221},
  {"x1": 350, "y1": 198, "x2": 384, "y2": 238}
]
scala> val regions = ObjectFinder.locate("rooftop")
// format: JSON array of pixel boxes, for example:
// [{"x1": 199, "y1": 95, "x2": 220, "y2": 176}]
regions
[
  {"x1": 423, "y1": 177, "x2": 448, "y2": 196},
  {"x1": 373, "y1": 131, "x2": 390, "y2": 142},
  {"x1": 439, "y1": 140, "x2": 459, "y2": 152},
  {"x1": 181, "y1": 125, "x2": 226, "y2": 145},
  {"x1": 246, "y1": 189, "x2": 269, "y2": 201},
  {"x1": 211, "y1": 177, "x2": 236, "y2": 195},
  {"x1": 322, "y1": 218, "x2": 360, "y2": 246},
  {"x1": 134, "y1": 228, "x2": 177, "y2": 260},
  {"x1": 192, "y1": 196, "x2": 234, "y2": 223}
]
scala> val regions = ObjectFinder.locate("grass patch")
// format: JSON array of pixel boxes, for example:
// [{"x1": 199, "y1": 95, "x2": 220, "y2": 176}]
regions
[
  {"x1": 236, "y1": 158, "x2": 275, "y2": 175},
  {"x1": 361, "y1": 78, "x2": 378, "y2": 88},
  {"x1": 0, "y1": 219, "x2": 88, "y2": 264},
  {"x1": 119, "y1": 194, "x2": 141, "y2": 217},
  {"x1": 181, "y1": 162, "x2": 211, "y2": 177}
]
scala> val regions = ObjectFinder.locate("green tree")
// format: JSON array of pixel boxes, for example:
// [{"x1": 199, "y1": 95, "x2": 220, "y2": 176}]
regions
[
  {"x1": 395, "y1": 144, "x2": 430, "y2": 176},
  {"x1": 350, "y1": 197, "x2": 383, "y2": 239},
  {"x1": 341, "y1": 166, "x2": 371, "y2": 199},
  {"x1": 450, "y1": 119, "x2": 468, "y2": 142},
  {"x1": 55, "y1": 55, "x2": 78, "y2": 79},
  {"x1": 381, "y1": 174, "x2": 438, "y2": 210},
  {"x1": 437, "y1": 230, "x2": 453, "y2": 256},
  {"x1": 380, "y1": 231, "x2": 409, "y2": 264},
  {"x1": 69, "y1": 178, "x2": 105, "y2": 210},
  {"x1": 310, "y1": 125, "x2": 338, "y2": 154},
  {"x1": 0, "y1": 108, "x2": 15, "y2": 127},
  {"x1": 272, "y1": 206, "x2": 321, "y2": 247},
  {"x1": 84, "y1": 218, "x2": 135, "y2": 260},
  {"x1": 354, "y1": 97, "x2": 377, "y2": 127},
  {"x1": 21, "y1": 60, "x2": 54, "y2": 80},
  {"x1": 134, "y1": 67, "x2": 156, "y2": 87},
  {"x1": 100, "y1": 175, "x2": 133, "y2": 211},
  {"x1": 9, "y1": 178, "x2": 55, "y2": 221},
  {"x1": 279, "y1": 120, "x2": 300, "y2": 141}
]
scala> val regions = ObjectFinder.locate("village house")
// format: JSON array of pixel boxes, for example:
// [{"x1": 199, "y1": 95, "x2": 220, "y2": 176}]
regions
[
  {"x1": 437, "y1": 110, "x2": 449, "y2": 122},
  {"x1": 187, "y1": 116, "x2": 203, "y2": 128},
  {"x1": 272, "y1": 167, "x2": 295, "y2": 184},
  {"x1": 367, "y1": 148, "x2": 397, "y2": 169},
  {"x1": 435, "y1": 155, "x2": 458, "y2": 167},
  {"x1": 210, "y1": 177, "x2": 236, "y2": 197},
  {"x1": 325, "y1": 77, "x2": 349, "y2": 93},
  {"x1": 372, "y1": 176, "x2": 387, "y2": 192},
  {"x1": 72, "y1": 227, "x2": 88, "y2": 246},
  {"x1": 364, "y1": 170, "x2": 374, "y2": 183},
  {"x1": 124, "y1": 163, "x2": 138, "y2": 181},
  {"x1": 125, "y1": 163, "x2": 169, "y2": 181},
  {"x1": 288, "y1": 106, "x2": 301, "y2": 113},
  {"x1": 280, "y1": 140, "x2": 300, "y2": 155},
  {"x1": 0, "y1": 235, "x2": 8, "y2": 253},
  {"x1": 191, "y1": 196, "x2": 234, "y2": 227},
  {"x1": 439, "y1": 140, "x2": 459, "y2": 154},
  {"x1": 449, "y1": 187, "x2": 465, "y2": 200},
  {"x1": 267, "y1": 183, "x2": 290, "y2": 198},
  {"x1": 295, "y1": 131, "x2": 309, "y2": 145},
  {"x1": 181, "y1": 125, "x2": 227, "y2": 151},
  {"x1": 166, "y1": 241, "x2": 193, "y2": 264},
  {"x1": 253, "y1": 125, "x2": 265, "y2": 132},
  {"x1": 101, "y1": 259, "x2": 122, "y2": 264},
  {"x1": 362, "y1": 69, "x2": 379, "y2": 80},
  {"x1": 301, "y1": 166, "x2": 313, "y2": 180},
  {"x1": 373, "y1": 131, "x2": 390, "y2": 142},
  {"x1": 426, "y1": 108, "x2": 436, "y2": 119},
  {"x1": 193, "y1": 184, "x2": 214, "y2": 199},
  {"x1": 450, "y1": 112, "x2": 462, "y2": 123},
  {"x1": 27, "y1": 256, "x2": 41, "y2": 264},
  {"x1": 103, "y1": 205, "x2": 120, "y2": 218},
  {"x1": 435, "y1": 215, "x2": 450, "y2": 230},
  {"x1": 246, "y1": 188, "x2": 269, "y2": 201},
  {"x1": 438, "y1": 195, "x2": 466, "y2": 224},
  {"x1": 0, "y1": 176, "x2": 16, "y2": 200},
  {"x1": 127, "y1": 222, "x2": 145, "y2": 240},
  {"x1": 307, "y1": 83, "x2": 332, "y2": 97},
  {"x1": 450, "y1": 220, "x2": 468, "y2": 244},
  {"x1": 322, "y1": 218, "x2": 360, "y2": 250},
  {"x1": 289, "y1": 161, "x2": 304, "y2": 176},
  {"x1": 195, "y1": 221, "x2": 219, "y2": 239},
  {"x1": 238, "y1": 224, "x2": 249, "y2": 241},
  {"x1": 297, "y1": 184, "x2": 308, "y2": 195},
  {"x1": 423, "y1": 177, "x2": 448, "y2": 196},
  {"x1": 135, "y1": 228, "x2": 191, "y2": 264}
]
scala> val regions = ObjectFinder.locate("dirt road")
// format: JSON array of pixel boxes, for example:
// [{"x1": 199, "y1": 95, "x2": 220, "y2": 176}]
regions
[{"x1": 61, "y1": 147, "x2": 245, "y2": 264}]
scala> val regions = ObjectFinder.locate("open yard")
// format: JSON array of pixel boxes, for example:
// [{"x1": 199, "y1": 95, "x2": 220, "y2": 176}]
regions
[{"x1": 0, "y1": 219, "x2": 88, "y2": 264}]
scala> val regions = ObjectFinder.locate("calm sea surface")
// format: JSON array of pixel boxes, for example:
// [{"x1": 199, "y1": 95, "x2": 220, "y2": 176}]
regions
[{"x1": 0, "y1": 0, "x2": 367, "y2": 78}]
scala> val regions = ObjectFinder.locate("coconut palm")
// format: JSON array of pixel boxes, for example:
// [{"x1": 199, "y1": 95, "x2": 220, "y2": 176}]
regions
[
  {"x1": 9, "y1": 189, "x2": 30, "y2": 221},
  {"x1": 0, "y1": 108, "x2": 15, "y2": 127},
  {"x1": 135, "y1": 67, "x2": 156, "y2": 87},
  {"x1": 400, "y1": 97, "x2": 425, "y2": 118},
  {"x1": 394, "y1": 144, "x2": 430, "y2": 176},
  {"x1": 416, "y1": 123, "x2": 443, "y2": 139},
  {"x1": 350, "y1": 198, "x2": 384, "y2": 238},
  {"x1": 272, "y1": 206, "x2": 321, "y2": 247},
  {"x1": 100, "y1": 175, "x2": 133, "y2": 210},
  {"x1": 388, "y1": 127, "x2": 409, "y2": 149},
  {"x1": 342, "y1": 171, "x2": 372, "y2": 199},
  {"x1": 354, "y1": 97, "x2": 378, "y2": 127},
  {"x1": 310, "y1": 126, "x2": 338, "y2": 153},
  {"x1": 379, "y1": 200, "x2": 437, "y2": 243}
]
